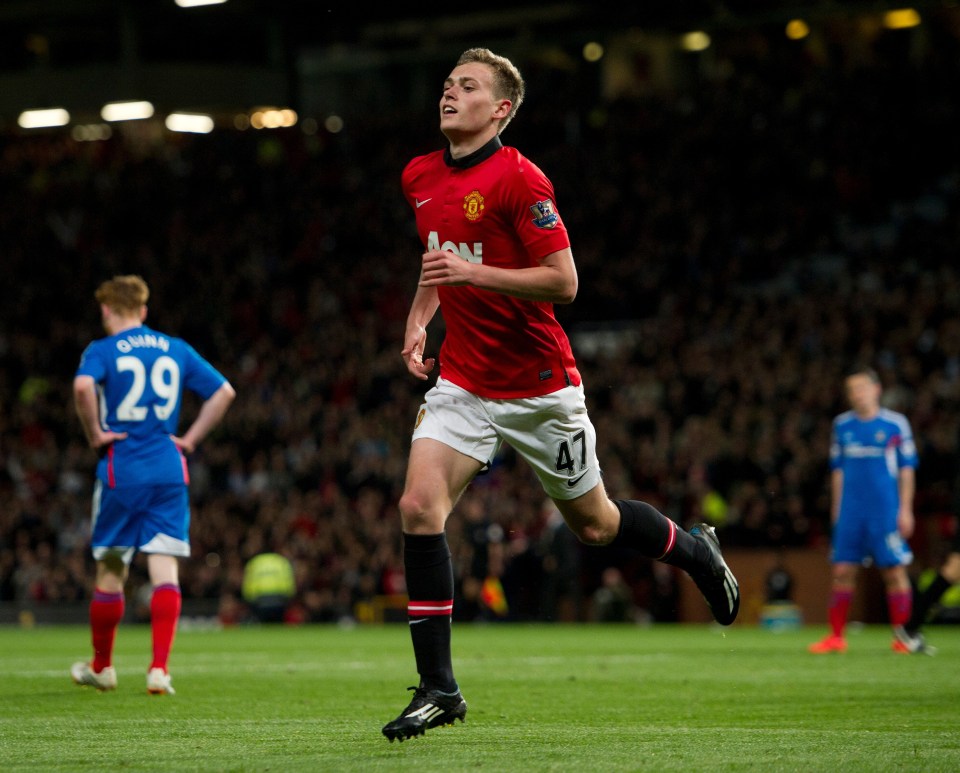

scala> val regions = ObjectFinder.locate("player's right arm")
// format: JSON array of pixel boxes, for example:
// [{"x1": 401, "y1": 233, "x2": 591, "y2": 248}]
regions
[
  {"x1": 418, "y1": 246, "x2": 578, "y2": 304},
  {"x1": 401, "y1": 284, "x2": 440, "y2": 380},
  {"x1": 73, "y1": 375, "x2": 127, "y2": 450},
  {"x1": 897, "y1": 465, "x2": 916, "y2": 539},
  {"x1": 830, "y1": 468, "x2": 843, "y2": 525},
  {"x1": 828, "y1": 418, "x2": 844, "y2": 525}
]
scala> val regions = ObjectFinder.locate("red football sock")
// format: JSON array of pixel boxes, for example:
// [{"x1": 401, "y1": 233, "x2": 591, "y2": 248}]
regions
[
  {"x1": 886, "y1": 589, "x2": 912, "y2": 627},
  {"x1": 90, "y1": 589, "x2": 125, "y2": 672},
  {"x1": 150, "y1": 584, "x2": 182, "y2": 672},
  {"x1": 828, "y1": 589, "x2": 853, "y2": 638}
]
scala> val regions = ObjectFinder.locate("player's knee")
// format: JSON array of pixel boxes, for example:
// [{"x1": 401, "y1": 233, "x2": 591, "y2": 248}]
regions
[
  {"x1": 398, "y1": 491, "x2": 445, "y2": 533},
  {"x1": 97, "y1": 553, "x2": 127, "y2": 583},
  {"x1": 571, "y1": 521, "x2": 614, "y2": 546},
  {"x1": 941, "y1": 553, "x2": 960, "y2": 583},
  {"x1": 832, "y1": 576, "x2": 856, "y2": 589},
  {"x1": 553, "y1": 499, "x2": 618, "y2": 546}
]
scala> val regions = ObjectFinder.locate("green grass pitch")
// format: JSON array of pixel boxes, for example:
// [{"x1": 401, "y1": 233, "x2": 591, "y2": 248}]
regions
[{"x1": 1, "y1": 622, "x2": 958, "y2": 772}]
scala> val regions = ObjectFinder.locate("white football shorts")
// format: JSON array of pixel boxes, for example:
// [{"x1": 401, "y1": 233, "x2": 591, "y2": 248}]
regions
[{"x1": 411, "y1": 377, "x2": 601, "y2": 500}]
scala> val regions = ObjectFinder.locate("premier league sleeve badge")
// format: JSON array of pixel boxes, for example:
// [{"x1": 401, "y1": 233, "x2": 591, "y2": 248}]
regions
[{"x1": 530, "y1": 199, "x2": 559, "y2": 229}]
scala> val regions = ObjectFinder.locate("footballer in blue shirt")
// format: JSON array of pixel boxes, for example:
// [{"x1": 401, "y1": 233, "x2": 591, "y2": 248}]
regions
[
  {"x1": 809, "y1": 366, "x2": 917, "y2": 654},
  {"x1": 70, "y1": 275, "x2": 235, "y2": 694}
]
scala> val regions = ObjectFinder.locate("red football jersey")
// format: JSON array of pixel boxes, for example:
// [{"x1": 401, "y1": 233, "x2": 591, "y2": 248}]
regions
[{"x1": 402, "y1": 140, "x2": 582, "y2": 398}]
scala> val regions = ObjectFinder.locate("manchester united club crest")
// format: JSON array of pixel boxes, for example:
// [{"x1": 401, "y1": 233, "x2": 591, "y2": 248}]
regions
[
  {"x1": 463, "y1": 190, "x2": 485, "y2": 221},
  {"x1": 530, "y1": 198, "x2": 559, "y2": 229},
  {"x1": 415, "y1": 408, "x2": 426, "y2": 430}
]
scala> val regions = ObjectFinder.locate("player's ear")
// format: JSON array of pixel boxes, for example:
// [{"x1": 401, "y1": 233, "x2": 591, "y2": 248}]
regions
[
  {"x1": 494, "y1": 99, "x2": 511, "y2": 119},
  {"x1": 140, "y1": 305, "x2": 148, "y2": 322}
]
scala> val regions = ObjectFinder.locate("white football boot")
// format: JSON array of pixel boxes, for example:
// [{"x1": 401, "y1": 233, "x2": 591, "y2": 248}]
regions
[
  {"x1": 146, "y1": 667, "x2": 176, "y2": 695},
  {"x1": 71, "y1": 661, "x2": 118, "y2": 691}
]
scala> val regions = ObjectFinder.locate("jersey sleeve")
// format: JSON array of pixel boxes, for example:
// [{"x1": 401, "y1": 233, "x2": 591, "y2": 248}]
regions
[
  {"x1": 76, "y1": 341, "x2": 108, "y2": 382},
  {"x1": 180, "y1": 342, "x2": 228, "y2": 400},
  {"x1": 502, "y1": 152, "x2": 570, "y2": 261},
  {"x1": 829, "y1": 418, "x2": 843, "y2": 470},
  {"x1": 896, "y1": 417, "x2": 919, "y2": 469}
]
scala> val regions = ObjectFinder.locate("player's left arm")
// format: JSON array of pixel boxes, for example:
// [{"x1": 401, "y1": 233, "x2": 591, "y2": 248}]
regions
[
  {"x1": 419, "y1": 246, "x2": 578, "y2": 303},
  {"x1": 897, "y1": 465, "x2": 916, "y2": 539},
  {"x1": 170, "y1": 381, "x2": 236, "y2": 454}
]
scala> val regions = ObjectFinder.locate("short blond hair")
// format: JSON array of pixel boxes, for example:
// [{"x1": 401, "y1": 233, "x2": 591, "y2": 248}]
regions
[
  {"x1": 456, "y1": 47, "x2": 525, "y2": 133},
  {"x1": 95, "y1": 275, "x2": 149, "y2": 314}
]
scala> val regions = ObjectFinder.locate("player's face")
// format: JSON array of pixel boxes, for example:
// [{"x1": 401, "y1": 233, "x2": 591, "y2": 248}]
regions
[
  {"x1": 440, "y1": 62, "x2": 508, "y2": 140},
  {"x1": 845, "y1": 373, "x2": 881, "y2": 416}
]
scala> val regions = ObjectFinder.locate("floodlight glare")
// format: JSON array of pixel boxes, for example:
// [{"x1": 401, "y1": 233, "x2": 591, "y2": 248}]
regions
[
  {"x1": 681, "y1": 31, "x2": 711, "y2": 52},
  {"x1": 786, "y1": 20, "x2": 811, "y2": 40},
  {"x1": 101, "y1": 101, "x2": 155, "y2": 122},
  {"x1": 166, "y1": 113, "x2": 215, "y2": 134},
  {"x1": 175, "y1": 0, "x2": 229, "y2": 8},
  {"x1": 18, "y1": 108, "x2": 70, "y2": 129},
  {"x1": 883, "y1": 9, "x2": 921, "y2": 29}
]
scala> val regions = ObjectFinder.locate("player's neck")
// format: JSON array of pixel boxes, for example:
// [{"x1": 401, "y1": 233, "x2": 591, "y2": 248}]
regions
[
  {"x1": 106, "y1": 317, "x2": 143, "y2": 336},
  {"x1": 445, "y1": 126, "x2": 500, "y2": 160}
]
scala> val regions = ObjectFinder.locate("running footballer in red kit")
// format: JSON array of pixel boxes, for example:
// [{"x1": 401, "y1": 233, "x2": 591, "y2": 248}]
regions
[
  {"x1": 401, "y1": 126, "x2": 578, "y2": 398},
  {"x1": 381, "y1": 47, "x2": 741, "y2": 743}
]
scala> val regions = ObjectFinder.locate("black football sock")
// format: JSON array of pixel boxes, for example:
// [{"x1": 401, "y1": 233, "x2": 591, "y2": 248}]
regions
[
  {"x1": 905, "y1": 572, "x2": 951, "y2": 632},
  {"x1": 403, "y1": 532, "x2": 457, "y2": 693},
  {"x1": 610, "y1": 499, "x2": 705, "y2": 572}
]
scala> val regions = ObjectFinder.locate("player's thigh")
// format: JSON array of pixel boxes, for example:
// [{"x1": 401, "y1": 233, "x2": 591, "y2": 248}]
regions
[
  {"x1": 404, "y1": 437, "x2": 484, "y2": 507},
  {"x1": 404, "y1": 379, "x2": 495, "y2": 521},
  {"x1": 91, "y1": 481, "x2": 139, "y2": 565},
  {"x1": 138, "y1": 485, "x2": 191, "y2": 558}
]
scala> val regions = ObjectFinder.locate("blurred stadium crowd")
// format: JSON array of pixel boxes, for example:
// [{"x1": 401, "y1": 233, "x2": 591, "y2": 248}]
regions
[{"x1": 2, "y1": 17, "x2": 959, "y2": 624}]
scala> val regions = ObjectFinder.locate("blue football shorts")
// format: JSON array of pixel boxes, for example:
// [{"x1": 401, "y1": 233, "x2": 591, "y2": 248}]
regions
[
  {"x1": 831, "y1": 511, "x2": 913, "y2": 568},
  {"x1": 90, "y1": 481, "x2": 191, "y2": 565}
]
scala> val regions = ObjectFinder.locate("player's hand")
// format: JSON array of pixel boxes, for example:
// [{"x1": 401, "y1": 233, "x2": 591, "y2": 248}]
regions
[
  {"x1": 419, "y1": 249, "x2": 474, "y2": 287},
  {"x1": 170, "y1": 435, "x2": 195, "y2": 454},
  {"x1": 90, "y1": 430, "x2": 127, "y2": 449},
  {"x1": 898, "y1": 508, "x2": 915, "y2": 539},
  {"x1": 401, "y1": 325, "x2": 435, "y2": 380}
]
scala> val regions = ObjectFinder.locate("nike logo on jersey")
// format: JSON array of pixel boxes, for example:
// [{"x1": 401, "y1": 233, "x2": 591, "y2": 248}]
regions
[
  {"x1": 567, "y1": 472, "x2": 588, "y2": 487},
  {"x1": 416, "y1": 198, "x2": 432, "y2": 208}
]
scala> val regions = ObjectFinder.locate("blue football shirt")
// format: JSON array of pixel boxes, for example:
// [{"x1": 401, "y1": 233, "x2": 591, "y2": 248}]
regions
[
  {"x1": 76, "y1": 325, "x2": 227, "y2": 487},
  {"x1": 830, "y1": 407, "x2": 918, "y2": 519}
]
